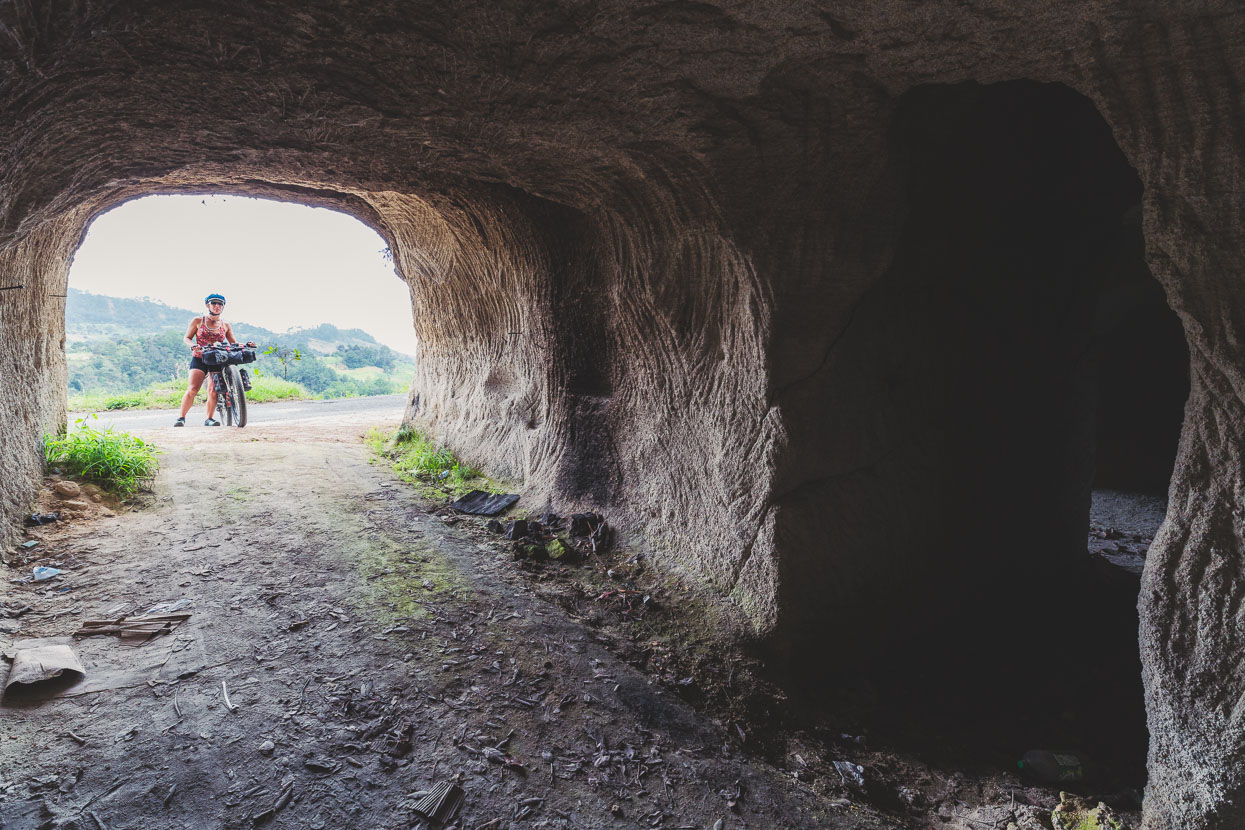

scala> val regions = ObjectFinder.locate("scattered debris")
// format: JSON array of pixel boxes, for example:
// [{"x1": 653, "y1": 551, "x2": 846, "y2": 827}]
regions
[
  {"x1": 569, "y1": 512, "x2": 602, "y2": 537},
  {"x1": 450, "y1": 490, "x2": 519, "y2": 516},
  {"x1": 32, "y1": 566, "x2": 60, "y2": 581},
  {"x1": 144, "y1": 598, "x2": 192, "y2": 615},
  {"x1": 74, "y1": 613, "x2": 191, "y2": 644},
  {"x1": 504, "y1": 519, "x2": 529, "y2": 540},
  {"x1": 252, "y1": 779, "x2": 295, "y2": 823},
  {"x1": 258, "y1": 740, "x2": 275, "y2": 756},
  {"x1": 409, "y1": 781, "x2": 465, "y2": 824},
  {"x1": 221, "y1": 680, "x2": 238, "y2": 712},
  {"x1": 24, "y1": 512, "x2": 60, "y2": 527},
  {"x1": 833, "y1": 760, "x2": 866, "y2": 789},
  {"x1": 486, "y1": 519, "x2": 505, "y2": 533}
]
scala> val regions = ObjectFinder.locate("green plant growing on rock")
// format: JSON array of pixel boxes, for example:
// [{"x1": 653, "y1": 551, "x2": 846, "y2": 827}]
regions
[
  {"x1": 366, "y1": 425, "x2": 493, "y2": 496},
  {"x1": 43, "y1": 415, "x2": 161, "y2": 497},
  {"x1": 1051, "y1": 793, "x2": 1125, "y2": 830}
]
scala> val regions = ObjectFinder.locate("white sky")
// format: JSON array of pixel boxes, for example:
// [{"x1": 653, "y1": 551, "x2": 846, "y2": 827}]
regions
[{"x1": 68, "y1": 194, "x2": 419, "y2": 355}]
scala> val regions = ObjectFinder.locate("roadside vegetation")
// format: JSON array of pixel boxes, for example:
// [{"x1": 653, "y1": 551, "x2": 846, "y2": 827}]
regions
[
  {"x1": 66, "y1": 289, "x2": 416, "y2": 411},
  {"x1": 43, "y1": 416, "x2": 161, "y2": 496},
  {"x1": 367, "y1": 425, "x2": 507, "y2": 498},
  {"x1": 69, "y1": 374, "x2": 309, "y2": 412}
]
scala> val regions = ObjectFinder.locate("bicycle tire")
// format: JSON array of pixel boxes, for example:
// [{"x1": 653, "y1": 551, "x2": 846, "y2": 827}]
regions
[
  {"x1": 226, "y1": 365, "x2": 248, "y2": 427},
  {"x1": 213, "y1": 371, "x2": 229, "y2": 425}
]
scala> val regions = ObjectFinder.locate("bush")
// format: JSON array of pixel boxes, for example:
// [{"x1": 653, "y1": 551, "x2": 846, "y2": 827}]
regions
[
  {"x1": 104, "y1": 392, "x2": 147, "y2": 410},
  {"x1": 44, "y1": 416, "x2": 161, "y2": 496}
]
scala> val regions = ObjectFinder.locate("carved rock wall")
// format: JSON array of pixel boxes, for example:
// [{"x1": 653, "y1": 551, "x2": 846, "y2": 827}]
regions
[
  {"x1": 0, "y1": 219, "x2": 79, "y2": 546},
  {"x1": 1, "y1": 3, "x2": 1243, "y2": 826}
]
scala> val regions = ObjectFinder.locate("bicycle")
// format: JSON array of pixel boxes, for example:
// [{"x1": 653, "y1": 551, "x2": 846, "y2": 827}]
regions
[{"x1": 200, "y1": 343, "x2": 255, "y2": 428}]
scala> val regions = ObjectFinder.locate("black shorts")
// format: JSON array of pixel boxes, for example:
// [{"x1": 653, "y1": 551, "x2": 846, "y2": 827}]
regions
[{"x1": 189, "y1": 356, "x2": 217, "y2": 373}]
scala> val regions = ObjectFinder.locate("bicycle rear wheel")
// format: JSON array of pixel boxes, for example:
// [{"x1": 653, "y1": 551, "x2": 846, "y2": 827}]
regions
[{"x1": 225, "y1": 365, "x2": 248, "y2": 427}]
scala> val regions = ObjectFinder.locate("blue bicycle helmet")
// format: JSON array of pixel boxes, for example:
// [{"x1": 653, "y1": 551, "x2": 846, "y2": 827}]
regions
[{"x1": 205, "y1": 293, "x2": 226, "y2": 305}]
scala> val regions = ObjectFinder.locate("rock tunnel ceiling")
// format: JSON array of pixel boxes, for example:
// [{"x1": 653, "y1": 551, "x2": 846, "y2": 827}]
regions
[{"x1": 1, "y1": 3, "x2": 1242, "y2": 827}]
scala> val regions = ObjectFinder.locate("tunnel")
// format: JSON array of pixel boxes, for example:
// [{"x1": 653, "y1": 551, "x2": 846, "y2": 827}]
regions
[{"x1": 1, "y1": 4, "x2": 1243, "y2": 828}]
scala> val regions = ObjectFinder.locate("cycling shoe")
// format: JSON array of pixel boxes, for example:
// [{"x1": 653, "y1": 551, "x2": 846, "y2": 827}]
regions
[
  {"x1": 204, "y1": 418, "x2": 221, "y2": 426},
  {"x1": 174, "y1": 417, "x2": 185, "y2": 427}
]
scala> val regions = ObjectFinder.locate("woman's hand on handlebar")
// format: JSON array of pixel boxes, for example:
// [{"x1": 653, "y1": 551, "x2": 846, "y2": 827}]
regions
[
  {"x1": 246, "y1": 341, "x2": 256, "y2": 347},
  {"x1": 192, "y1": 346, "x2": 202, "y2": 357}
]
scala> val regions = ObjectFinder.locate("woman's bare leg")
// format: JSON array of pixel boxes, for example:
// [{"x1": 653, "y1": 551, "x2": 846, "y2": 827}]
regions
[
  {"x1": 179, "y1": 370, "x2": 205, "y2": 417},
  {"x1": 205, "y1": 373, "x2": 219, "y2": 419}
]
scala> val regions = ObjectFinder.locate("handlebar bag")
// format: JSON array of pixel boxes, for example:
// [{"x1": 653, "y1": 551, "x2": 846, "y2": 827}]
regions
[
  {"x1": 201, "y1": 346, "x2": 257, "y2": 366},
  {"x1": 200, "y1": 347, "x2": 231, "y2": 366}
]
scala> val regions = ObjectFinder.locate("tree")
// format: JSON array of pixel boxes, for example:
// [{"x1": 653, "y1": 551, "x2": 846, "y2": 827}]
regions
[{"x1": 263, "y1": 344, "x2": 302, "y2": 380}]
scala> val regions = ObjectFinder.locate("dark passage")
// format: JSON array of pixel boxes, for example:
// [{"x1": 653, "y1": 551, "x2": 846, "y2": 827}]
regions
[
  {"x1": 1090, "y1": 203, "x2": 1189, "y2": 496},
  {"x1": 814, "y1": 80, "x2": 1185, "y2": 791}
]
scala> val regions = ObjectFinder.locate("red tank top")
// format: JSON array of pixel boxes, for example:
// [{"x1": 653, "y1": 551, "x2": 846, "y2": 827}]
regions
[{"x1": 196, "y1": 318, "x2": 227, "y2": 348}]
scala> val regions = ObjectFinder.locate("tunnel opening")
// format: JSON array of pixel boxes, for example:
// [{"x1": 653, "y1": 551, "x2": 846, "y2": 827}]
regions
[
  {"x1": 64, "y1": 193, "x2": 417, "y2": 412},
  {"x1": 814, "y1": 80, "x2": 1189, "y2": 791}
]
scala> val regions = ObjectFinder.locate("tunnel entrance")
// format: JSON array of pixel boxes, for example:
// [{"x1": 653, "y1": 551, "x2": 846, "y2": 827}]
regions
[
  {"x1": 842, "y1": 80, "x2": 1188, "y2": 789},
  {"x1": 65, "y1": 194, "x2": 416, "y2": 408}
]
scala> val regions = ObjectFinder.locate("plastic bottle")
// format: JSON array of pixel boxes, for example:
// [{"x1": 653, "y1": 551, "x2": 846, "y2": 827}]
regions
[{"x1": 1017, "y1": 750, "x2": 1088, "y2": 783}]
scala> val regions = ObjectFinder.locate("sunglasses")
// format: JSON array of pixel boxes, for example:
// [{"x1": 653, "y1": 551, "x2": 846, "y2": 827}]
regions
[{"x1": 207, "y1": 301, "x2": 224, "y2": 306}]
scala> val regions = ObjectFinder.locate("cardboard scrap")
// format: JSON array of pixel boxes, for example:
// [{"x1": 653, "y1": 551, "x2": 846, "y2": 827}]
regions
[{"x1": 4, "y1": 644, "x2": 86, "y2": 699}]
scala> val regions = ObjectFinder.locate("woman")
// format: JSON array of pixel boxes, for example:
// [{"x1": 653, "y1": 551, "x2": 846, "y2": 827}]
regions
[{"x1": 175, "y1": 293, "x2": 255, "y2": 426}]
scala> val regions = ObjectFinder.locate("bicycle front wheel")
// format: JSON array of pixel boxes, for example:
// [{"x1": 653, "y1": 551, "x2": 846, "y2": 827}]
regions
[
  {"x1": 213, "y1": 372, "x2": 229, "y2": 424},
  {"x1": 225, "y1": 365, "x2": 248, "y2": 427}
]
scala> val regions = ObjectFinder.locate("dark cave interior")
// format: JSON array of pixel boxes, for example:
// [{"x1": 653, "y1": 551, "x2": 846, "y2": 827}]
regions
[{"x1": 800, "y1": 80, "x2": 1189, "y2": 791}]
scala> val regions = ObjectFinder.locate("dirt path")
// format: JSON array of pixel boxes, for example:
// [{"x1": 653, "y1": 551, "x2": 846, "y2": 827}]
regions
[{"x1": 3, "y1": 418, "x2": 897, "y2": 829}]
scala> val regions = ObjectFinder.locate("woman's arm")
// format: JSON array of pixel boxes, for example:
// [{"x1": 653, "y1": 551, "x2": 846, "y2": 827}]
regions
[{"x1": 184, "y1": 317, "x2": 202, "y2": 354}]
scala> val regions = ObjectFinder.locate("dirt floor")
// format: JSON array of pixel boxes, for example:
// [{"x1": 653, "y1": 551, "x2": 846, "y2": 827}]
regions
[{"x1": 3, "y1": 410, "x2": 1143, "y2": 829}]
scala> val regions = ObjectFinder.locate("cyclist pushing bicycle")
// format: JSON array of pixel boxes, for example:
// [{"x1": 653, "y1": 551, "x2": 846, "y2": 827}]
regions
[{"x1": 175, "y1": 293, "x2": 257, "y2": 427}]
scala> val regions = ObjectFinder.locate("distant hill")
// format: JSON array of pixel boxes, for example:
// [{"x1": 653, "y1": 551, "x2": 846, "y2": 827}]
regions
[
  {"x1": 65, "y1": 289, "x2": 206, "y2": 341},
  {"x1": 65, "y1": 288, "x2": 408, "y2": 357}
]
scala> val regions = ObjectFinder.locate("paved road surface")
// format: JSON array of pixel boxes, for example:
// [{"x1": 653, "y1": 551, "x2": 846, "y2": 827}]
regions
[{"x1": 72, "y1": 393, "x2": 407, "y2": 432}]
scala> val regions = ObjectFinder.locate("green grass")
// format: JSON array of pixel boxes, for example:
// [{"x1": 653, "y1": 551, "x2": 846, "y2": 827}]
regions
[
  {"x1": 367, "y1": 425, "x2": 506, "y2": 497},
  {"x1": 248, "y1": 375, "x2": 308, "y2": 403},
  {"x1": 69, "y1": 374, "x2": 311, "y2": 411},
  {"x1": 44, "y1": 415, "x2": 161, "y2": 497}
]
